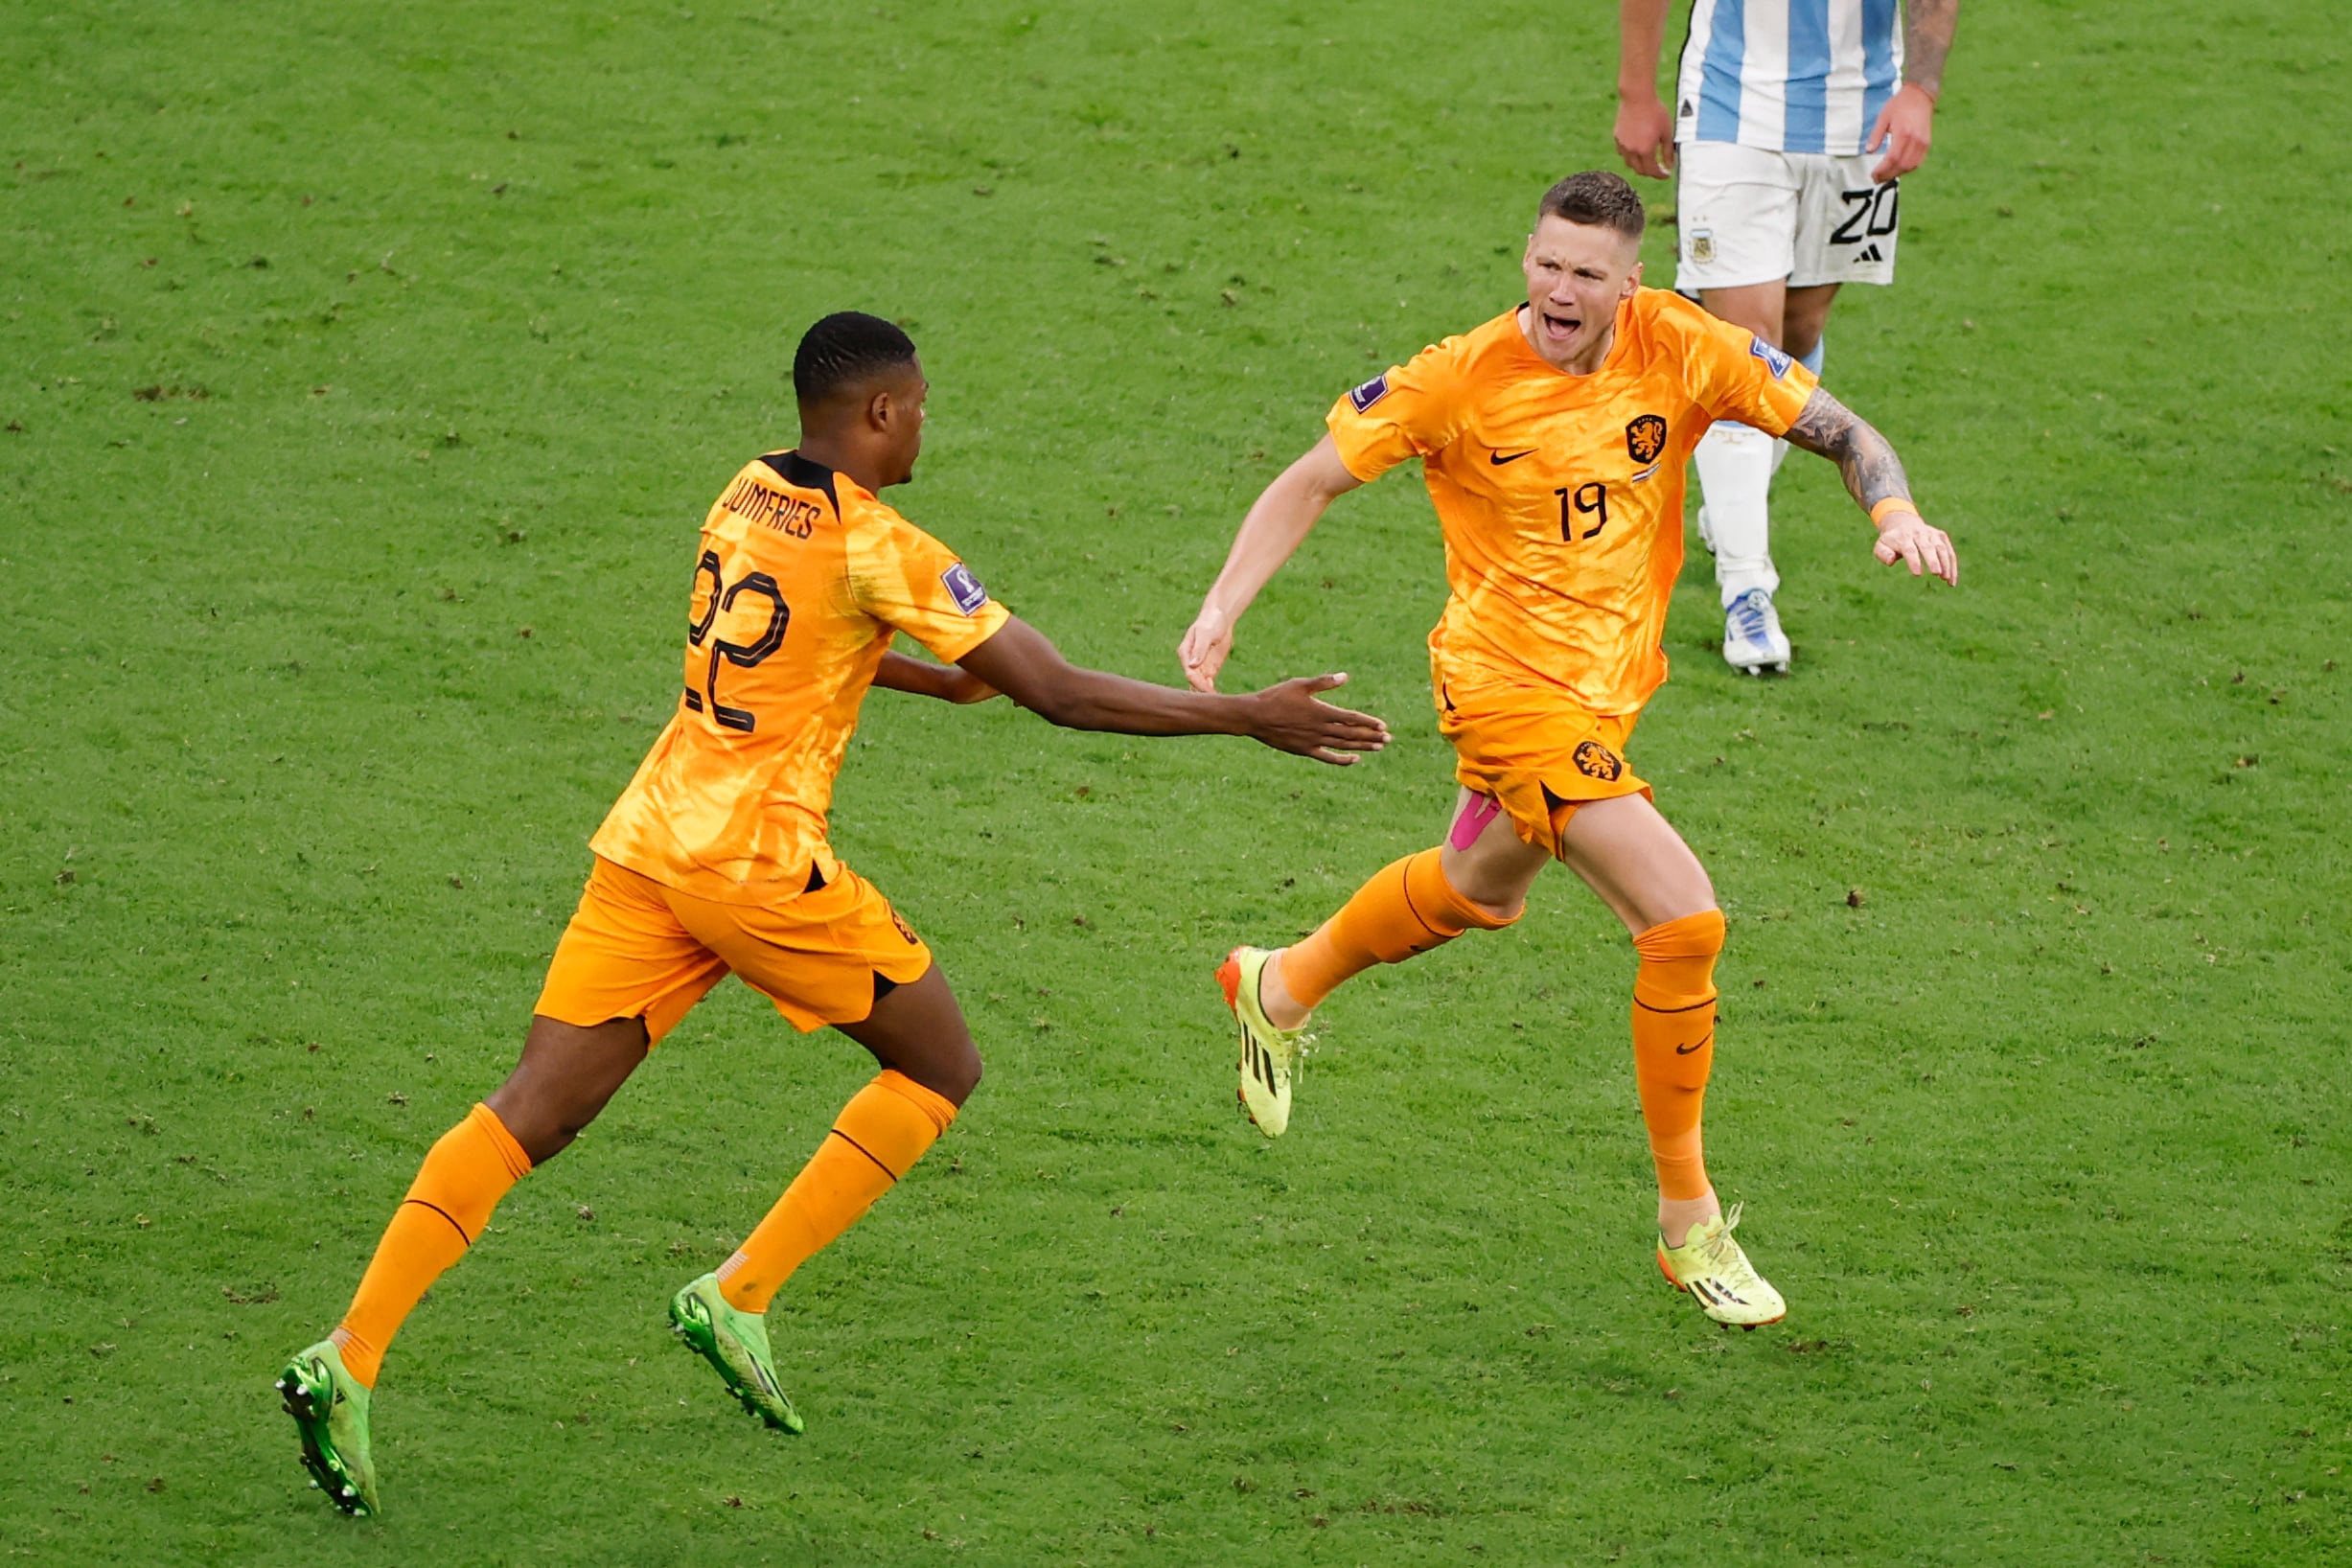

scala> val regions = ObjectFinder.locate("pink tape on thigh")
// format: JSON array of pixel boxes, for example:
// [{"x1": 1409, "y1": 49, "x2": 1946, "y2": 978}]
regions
[{"x1": 1448, "y1": 794, "x2": 1501, "y2": 851}]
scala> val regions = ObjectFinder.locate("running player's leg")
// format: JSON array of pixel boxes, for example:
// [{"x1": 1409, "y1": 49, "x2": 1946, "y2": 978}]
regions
[
  {"x1": 663, "y1": 958, "x2": 964, "y2": 1439},
  {"x1": 1255, "y1": 787, "x2": 1541, "y2": 1030},
  {"x1": 1252, "y1": 681, "x2": 1626, "y2": 1035},
  {"x1": 486, "y1": 1016, "x2": 651, "y2": 1160},
  {"x1": 326, "y1": 858, "x2": 721, "y2": 1388},
  {"x1": 1401, "y1": 780, "x2": 1721, "y2": 1241},
  {"x1": 332, "y1": 1016, "x2": 650, "y2": 1387},
  {"x1": 710, "y1": 964, "x2": 974, "y2": 1316},
  {"x1": 1555, "y1": 794, "x2": 1784, "y2": 1326},
  {"x1": 1256, "y1": 790, "x2": 1532, "y2": 1031},
  {"x1": 650, "y1": 866, "x2": 963, "y2": 1324},
  {"x1": 1551, "y1": 793, "x2": 1718, "y2": 1238},
  {"x1": 282, "y1": 859, "x2": 720, "y2": 1511}
]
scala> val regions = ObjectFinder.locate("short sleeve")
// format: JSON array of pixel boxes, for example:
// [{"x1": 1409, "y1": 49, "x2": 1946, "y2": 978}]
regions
[
  {"x1": 845, "y1": 510, "x2": 1011, "y2": 663},
  {"x1": 1678, "y1": 305, "x2": 1819, "y2": 438},
  {"x1": 1324, "y1": 334, "x2": 1475, "y2": 482}
]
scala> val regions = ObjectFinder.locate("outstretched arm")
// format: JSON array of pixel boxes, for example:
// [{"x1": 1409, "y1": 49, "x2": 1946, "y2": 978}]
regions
[
  {"x1": 874, "y1": 649, "x2": 998, "y2": 703},
  {"x1": 1867, "y1": 0, "x2": 1959, "y2": 182},
  {"x1": 1782, "y1": 386, "x2": 1959, "y2": 584},
  {"x1": 1613, "y1": 0, "x2": 1677, "y2": 179},
  {"x1": 959, "y1": 614, "x2": 1390, "y2": 765},
  {"x1": 1177, "y1": 434, "x2": 1364, "y2": 691}
]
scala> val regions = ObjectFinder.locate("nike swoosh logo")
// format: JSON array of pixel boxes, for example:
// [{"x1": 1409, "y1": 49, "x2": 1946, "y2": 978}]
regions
[
  {"x1": 1489, "y1": 450, "x2": 1535, "y2": 465},
  {"x1": 1674, "y1": 1031, "x2": 1714, "y2": 1055}
]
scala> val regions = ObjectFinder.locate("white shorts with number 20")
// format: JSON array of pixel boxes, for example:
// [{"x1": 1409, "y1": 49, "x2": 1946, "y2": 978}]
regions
[{"x1": 1673, "y1": 140, "x2": 1900, "y2": 291}]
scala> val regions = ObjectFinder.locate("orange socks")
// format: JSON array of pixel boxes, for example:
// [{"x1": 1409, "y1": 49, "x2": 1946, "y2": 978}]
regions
[
  {"x1": 332, "y1": 1102, "x2": 533, "y2": 1388},
  {"x1": 716, "y1": 1071, "x2": 957, "y2": 1315},
  {"x1": 1629, "y1": 909, "x2": 1725, "y2": 1202},
  {"x1": 1281, "y1": 848, "x2": 1517, "y2": 1009},
  {"x1": 325, "y1": 1075, "x2": 957, "y2": 1382}
]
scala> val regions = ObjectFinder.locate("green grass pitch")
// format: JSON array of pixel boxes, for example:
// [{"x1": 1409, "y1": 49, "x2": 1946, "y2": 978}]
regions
[{"x1": 4, "y1": 1, "x2": 2349, "y2": 1561}]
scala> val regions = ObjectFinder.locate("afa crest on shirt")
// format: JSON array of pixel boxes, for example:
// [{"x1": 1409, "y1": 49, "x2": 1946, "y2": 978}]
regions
[
  {"x1": 1625, "y1": 414, "x2": 1669, "y2": 466},
  {"x1": 1572, "y1": 739, "x2": 1625, "y2": 782}
]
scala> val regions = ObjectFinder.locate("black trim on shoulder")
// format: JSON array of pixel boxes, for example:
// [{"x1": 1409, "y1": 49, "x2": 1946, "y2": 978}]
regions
[{"x1": 761, "y1": 450, "x2": 840, "y2": 516}]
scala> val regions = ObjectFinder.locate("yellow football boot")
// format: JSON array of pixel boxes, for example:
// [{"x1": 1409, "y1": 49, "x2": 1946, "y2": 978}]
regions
[
  {"x1": 1656, "y1": 1203, "x2": 1787, "y2": 1328},
  {"x1": 1216, "y1": 946, "x2": 1307, "y2": 1139}
]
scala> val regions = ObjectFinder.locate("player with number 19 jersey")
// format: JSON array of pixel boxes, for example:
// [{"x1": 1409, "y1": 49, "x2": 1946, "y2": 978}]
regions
[{"x1": 1332, "y1": 290, "x2": 1811, "y2": 682}]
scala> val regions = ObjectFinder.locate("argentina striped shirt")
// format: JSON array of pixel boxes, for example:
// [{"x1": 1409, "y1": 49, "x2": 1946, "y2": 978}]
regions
[{"x1": 1674, "y1": 0, "x2": 1905, "y2": 156}]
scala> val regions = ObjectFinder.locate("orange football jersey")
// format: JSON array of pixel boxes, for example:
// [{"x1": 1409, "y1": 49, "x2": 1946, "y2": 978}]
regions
[
  {"x1": 589, "y1": 451, "x2": 1009, "y2": 903},
  {"x1": 1326, "y1": 288, "x2": 1816, "y2": 714}
]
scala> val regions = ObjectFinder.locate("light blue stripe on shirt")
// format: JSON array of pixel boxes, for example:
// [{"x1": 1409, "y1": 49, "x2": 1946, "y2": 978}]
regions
[
  {"x1": 1860, "y1": 0, "x2": 1901, "y2": 144},
  {"x1": 1695, "y1": 0, "x2": 1747, "y2": 144},
  {"x1": 1783, "y1": 0, "x2": 1833, "y2": 153}
]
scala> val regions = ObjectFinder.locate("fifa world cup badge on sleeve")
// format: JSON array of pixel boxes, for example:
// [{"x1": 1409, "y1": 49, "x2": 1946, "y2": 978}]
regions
[
  {"x1": 1347, "y1": 373, "x2": 1391, "y2": 412},
  {"x1": 942, "y1": 563, "x2": 990, "y2": 615},
  {"x1": 1749, "y1": 337, "x2": 1794, "y2": 379}
]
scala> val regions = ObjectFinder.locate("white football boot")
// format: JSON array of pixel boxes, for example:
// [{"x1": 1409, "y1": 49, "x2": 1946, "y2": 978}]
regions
[{"x1": 1722, "y1": 588, "x2": 1790, "y2": 676}]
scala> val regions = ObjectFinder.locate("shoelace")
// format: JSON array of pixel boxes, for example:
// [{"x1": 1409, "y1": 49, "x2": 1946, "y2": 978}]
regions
[
  {"x1": 1728, "y1": 593, "x2": 1771, "y2": 645},
  {"x1": 1687, "y1": 1201, "x2": 1748, "y2": 1271}
]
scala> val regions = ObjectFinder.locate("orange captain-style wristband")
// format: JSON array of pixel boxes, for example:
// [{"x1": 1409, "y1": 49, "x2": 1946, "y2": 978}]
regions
[{"x1": 1870, "y1": 496, "x2": 1923, "y2": 528}]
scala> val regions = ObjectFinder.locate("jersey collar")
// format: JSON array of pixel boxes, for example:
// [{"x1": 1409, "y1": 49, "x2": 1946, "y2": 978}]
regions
[{"x1": 761, "y1": 450, "x2": 842, "y2": 516}]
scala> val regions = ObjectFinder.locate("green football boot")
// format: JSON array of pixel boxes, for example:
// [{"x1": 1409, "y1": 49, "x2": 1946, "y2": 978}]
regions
[
  {"x1": 669, "y1": 1272, "x2": 804, "y2": 1434},
  {"x1": 275, "y1": 1339, "x2": 380, "y2": 1516}
]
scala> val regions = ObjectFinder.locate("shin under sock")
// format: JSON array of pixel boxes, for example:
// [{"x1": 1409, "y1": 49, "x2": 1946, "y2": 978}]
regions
[
  {"x1": 715, "y1": 1071, "x2": 957, "y2": 1315},
  {"x1": 1280, "y1": 847, "x2": 1516, "y2": 1011},
  {"x1": 333, "y1": 1102, "x2": 533, "y2": 1388},
  {"x1": 1629, "y1": 910, "x2": 1726, "y2": 1202}
]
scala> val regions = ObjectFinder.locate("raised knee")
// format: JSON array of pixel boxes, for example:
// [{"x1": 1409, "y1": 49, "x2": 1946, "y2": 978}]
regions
[
  {"x1": 1456, "y1": 892, "x2": 1522, "y2": 927},
  {"x1": 1632, "y1": 907, "x2": 1726, "y2": 960},
  {"x1": 1418, "y1": 849, "x2": 1527, "y2": 932}
]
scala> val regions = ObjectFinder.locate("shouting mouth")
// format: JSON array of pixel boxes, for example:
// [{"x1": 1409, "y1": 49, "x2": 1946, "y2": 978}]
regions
[{"x1": 1538, "y1": 308, "x2": 1583, "y2": 345}]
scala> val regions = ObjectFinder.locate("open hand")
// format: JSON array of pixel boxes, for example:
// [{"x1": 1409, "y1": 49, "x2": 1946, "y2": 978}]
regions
[
  {"x1": 1873, "y1": 511, "x2": 1958, "y2": 586},
  {"x1": 1247, "y1": 672, "x2": 1390, "y2": 765},
  {"x1": 1178, "y1": 606, "x2": 1234, "y2": 692}
]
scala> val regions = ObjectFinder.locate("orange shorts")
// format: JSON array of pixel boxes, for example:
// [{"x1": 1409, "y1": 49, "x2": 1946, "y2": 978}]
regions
[
  {"x1": 535, "y1": 855, "x2": 934, "y2": 1043},
  {"x1": 1435, "y1": 665, "x2": 1650, "y2": 861}
]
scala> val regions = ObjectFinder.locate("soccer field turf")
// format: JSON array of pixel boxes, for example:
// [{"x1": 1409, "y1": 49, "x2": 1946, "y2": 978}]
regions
[{"x1": 5, "y1": 1, "x2": 2348, "y2": 1561}]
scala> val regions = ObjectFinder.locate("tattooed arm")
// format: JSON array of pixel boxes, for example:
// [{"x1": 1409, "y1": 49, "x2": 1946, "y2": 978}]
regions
[
  {"x1": 1903, "y1": 0, "x2": 1960, "y2": 98},
  {"x1": 1784, "y1": 386, "x2": 1959, "y2": 585}
]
